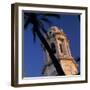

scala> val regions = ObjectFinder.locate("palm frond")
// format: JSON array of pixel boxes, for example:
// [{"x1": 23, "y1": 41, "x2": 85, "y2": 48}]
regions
[
  {"x1": 38, "y1": 20, "x2": 50, "y2": 40},
  {"x1": 24, "y1": 12, "x2": 35, "y2": 17},
  {"x1": 24, "y1": 13, "x2": 32, "y2": 28},
  {"x1": 38, "y1": 20, "x2": 47, "y2": 34},
  {"x1": 24, "y1": 17, "x2": 31, "y2": 28},
  {"x1": 44, "y1": 13, "x2": 61, "y2": 18},
  {"x1": 24, "y1": 12, "x2": 65, "y2": 75},
  {"x1": 32, "y1": 26, "x2": 37, "y2": 42},
  {"x1": 41, "y1": 18, "x2": 52, "y2": 25},
  {"x1": 41, "y1": 26, "x2": 47, "y2": 34}
]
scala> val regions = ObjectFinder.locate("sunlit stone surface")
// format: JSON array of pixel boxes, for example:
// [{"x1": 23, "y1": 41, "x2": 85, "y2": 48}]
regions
[{"x1": 42, "y1": 26, "x2": 78, "y2": 76}]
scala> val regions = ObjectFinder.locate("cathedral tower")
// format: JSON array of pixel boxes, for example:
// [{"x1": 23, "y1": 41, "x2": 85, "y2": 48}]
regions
[{"x1": 42, "y1": 26, "x2": 78, "y2": 76}]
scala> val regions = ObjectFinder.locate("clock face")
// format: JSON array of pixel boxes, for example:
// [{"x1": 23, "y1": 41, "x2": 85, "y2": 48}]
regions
[{"x1": 60, "y1": 60, "x2": 78, "y2": 75}]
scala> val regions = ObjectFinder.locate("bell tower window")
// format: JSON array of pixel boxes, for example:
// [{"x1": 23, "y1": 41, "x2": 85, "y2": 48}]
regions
[
  {"x1": 59, "y1": 44, "x2": 63, "y2": 53},
  {"x1": 51, "y1": 43, "x2": 56, "y2": 54}
]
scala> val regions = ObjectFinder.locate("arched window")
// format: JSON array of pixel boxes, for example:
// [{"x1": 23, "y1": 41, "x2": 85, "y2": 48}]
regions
[
  {"x1": 59, "y1": 43, "x2": 64, "y2": 54},
  {"x1": 51, "y1": 43, "x2": 56, "y2": 54}
]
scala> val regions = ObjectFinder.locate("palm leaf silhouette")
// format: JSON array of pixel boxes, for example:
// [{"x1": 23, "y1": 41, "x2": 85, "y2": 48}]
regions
[
  {"x1": 24, "y1": 12, "x2": 65, "y2": 75},
  {"x1": 44, "y1": 13, "x2": 61, "y2": 18},
  {"x1": 41, "y1": 18, "x2": 52, "y2": 25}
]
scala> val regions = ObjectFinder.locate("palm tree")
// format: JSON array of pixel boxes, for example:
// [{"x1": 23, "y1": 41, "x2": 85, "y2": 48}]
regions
[{"x1": 24, "y1": 12, "x2": 65, "y2": 75}]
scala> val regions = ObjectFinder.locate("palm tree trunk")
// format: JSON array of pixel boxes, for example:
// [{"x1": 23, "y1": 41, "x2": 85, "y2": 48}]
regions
[{"x1": 35, "y1": 27, "x2": 65, "y2": 75}]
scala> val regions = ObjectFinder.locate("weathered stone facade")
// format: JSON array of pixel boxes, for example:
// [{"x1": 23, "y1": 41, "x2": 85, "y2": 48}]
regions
[{"x1": 42, "y1": 26, "x2": 78, "y2": 76}]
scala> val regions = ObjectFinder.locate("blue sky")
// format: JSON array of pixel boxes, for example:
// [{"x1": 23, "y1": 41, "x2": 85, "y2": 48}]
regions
[{"x1": 23, "y1": 12, "x2": 80, "y2": 77}]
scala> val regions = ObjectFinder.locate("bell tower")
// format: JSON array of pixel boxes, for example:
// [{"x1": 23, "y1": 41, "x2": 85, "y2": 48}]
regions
[{"x1": 42, "y1": 26, "x2": 78, "y2": 76}]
